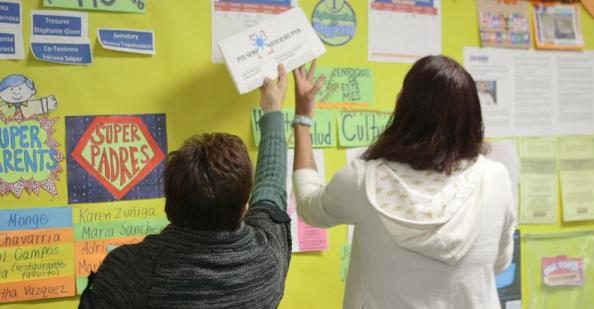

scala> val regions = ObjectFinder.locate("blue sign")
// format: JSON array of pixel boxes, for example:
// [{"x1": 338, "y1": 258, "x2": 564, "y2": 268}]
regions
[
  {"x1": 98, "y1": 29, "x2": 155, "y2": 54},
  {"x1": 415, "y1": 0, "x2": 434, "y2": 7},
  {"x1": 32, "y1": 13, "x2": 83, "y2": 37},
  {"x1": 0, "y1": 32, "x2": 15, "y2": 55},
  {"x1": 0, "y1": 206, "x2": 72, "y2": 231},
  {"x1": 0, "y1": 1, "x2": 20, "y2": 24},
  {"x1": 31, "y1": 42, "x2": 92, "y2": 65},
  {"x1": 496, "y1": 231, "x2": 521, "y2": 307}
]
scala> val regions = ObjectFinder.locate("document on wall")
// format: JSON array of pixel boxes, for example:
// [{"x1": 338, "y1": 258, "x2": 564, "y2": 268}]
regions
[
  {"x1": 518, "y1": 137, "x2": 558, "y2": 224},
  {"x1": 477, "y1": 0, "x2": 531, "y2": 49},
  {"x1": 0, "y1": 0, "x2": 24, "y2": 59},
  {"x1": 30, "y1": 10, "x2": 92, "y2": 65},
  {"x1": 486, "y1": 140, "x2": 520, "y2": 208},
  {"x1": 533, "y1": 3, "x2": 583, "y2": 50},
  {"x1": 368, "y1": 0, "x2": 441, "y2": 63},
  {"x1": 464, "y1": 47, "x2": 594, "y2": 137},
  {"x1": 287, "y1": 149, "x2": 328, "y2": 252},
  {"x1": 219, "y1": 7, "x2": 326, "y2": 94},
  {"x1": 211, "y1": 0, "x2": 297, "y2": 63},
  {"x1": 558, "y1": 136, "x2": 594, "y2": 222}
]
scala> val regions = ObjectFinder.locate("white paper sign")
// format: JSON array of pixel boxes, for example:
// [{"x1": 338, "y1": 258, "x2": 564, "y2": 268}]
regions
[
  {"x1": 210, "y1": 0, "x2": 297, "y2": 63},
  {"x1": 219, "y1": 7, "x2": 326, "y2": 94},
  {"x1": 464, "y1": 47, "x2": 594, "y2": 137}
]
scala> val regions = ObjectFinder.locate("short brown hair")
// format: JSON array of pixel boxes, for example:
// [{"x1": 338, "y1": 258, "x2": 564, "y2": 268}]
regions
[
  {"x1": 364, "y1": 56, "x2": 484, "y2": 174},
  {"x1": 164, "y1": 133, "x2": 253, "y2": 231}
]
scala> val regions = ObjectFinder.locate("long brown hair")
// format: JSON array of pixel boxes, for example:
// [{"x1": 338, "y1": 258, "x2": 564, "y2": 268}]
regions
[{"x1": 364, "y1": 56, "x2": 484, "y2": 174}]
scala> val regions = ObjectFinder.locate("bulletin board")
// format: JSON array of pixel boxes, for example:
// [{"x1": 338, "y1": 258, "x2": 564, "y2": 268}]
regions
[{"x1": 1, "y1": 1, "x2": 594, "y2": 308}]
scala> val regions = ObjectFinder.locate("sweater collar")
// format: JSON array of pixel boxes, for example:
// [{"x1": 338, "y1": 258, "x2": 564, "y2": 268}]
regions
[{"x1": 153, "y1": 223, "x2": 254, "y2": 249}]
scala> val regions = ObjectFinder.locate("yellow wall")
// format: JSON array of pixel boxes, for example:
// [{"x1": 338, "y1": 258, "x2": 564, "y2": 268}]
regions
[{"x1": 1, "y1": 0, "x2": 594, "y2": 308}]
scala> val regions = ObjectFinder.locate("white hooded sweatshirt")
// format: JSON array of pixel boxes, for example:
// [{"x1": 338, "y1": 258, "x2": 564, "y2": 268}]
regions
[{"x1": 293, "y1": 155, "x2": 516, "y2": 309}]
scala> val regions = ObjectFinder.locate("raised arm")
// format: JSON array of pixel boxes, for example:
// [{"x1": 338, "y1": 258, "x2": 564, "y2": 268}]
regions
[
  {"x1": 249, "y1": 65, "x2": 289, "y2": 210},
  {"x1": 293, "y1": 60, "x2": 325, "y2": 172}
]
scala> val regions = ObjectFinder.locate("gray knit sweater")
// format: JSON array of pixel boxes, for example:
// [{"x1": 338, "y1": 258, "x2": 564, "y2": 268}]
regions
[{"x1": 79, "y1": 112, "x2": 290, "y2": 309}]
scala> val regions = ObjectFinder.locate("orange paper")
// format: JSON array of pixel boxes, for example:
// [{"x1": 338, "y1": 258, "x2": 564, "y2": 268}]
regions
[
  {"x1": 0, "y1": 276, "x2": 75, "y2": 303},
  {"x1": 583, "y1": 0, "x2": 594, "y2": 17},
  {"x1": 0, "y1": 228, "x2": 73, "y2": 248}
]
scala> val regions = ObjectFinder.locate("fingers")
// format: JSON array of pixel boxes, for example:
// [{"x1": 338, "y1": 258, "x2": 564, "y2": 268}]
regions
[
  {"x1": 260, "y1": 77, "x2": 272, "y2": 92},
  {"x1": 299, "y1": 65, "x2": 306, "y2": 79},
  {"x1": 294, "y1": 65, "x2": 303, "y2": 80},
  {"x1": 307, "y1": 59, "x2": 317, "y2": 82},
  {"x1": 311, "y1": 74, "x2": 325, "y2": 94},
  {"x1": 277, "y1": 64, "x2": 288, "y2": 89}
]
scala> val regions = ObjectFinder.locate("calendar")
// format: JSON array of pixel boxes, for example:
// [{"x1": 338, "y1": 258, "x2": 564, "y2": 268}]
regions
[
  {"x1": 211, "y1": 0, "x2": 297, "y2": 63},
  {"x1": 368, "y1": 0, "x2": 441, "y2": 63}
]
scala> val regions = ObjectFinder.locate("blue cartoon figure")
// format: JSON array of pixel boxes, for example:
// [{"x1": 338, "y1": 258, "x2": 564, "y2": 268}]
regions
[{"x1": 0, "y1": 74, "x2": 58, "y2": 119}]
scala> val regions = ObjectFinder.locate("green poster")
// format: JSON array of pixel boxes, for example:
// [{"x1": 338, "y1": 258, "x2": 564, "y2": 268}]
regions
[
  {"x1": 44, "y1": 0, "x2": 146, "y2": 13},
  {"x1": 525, "y1": 231, "x2": 594, "y2": 309},
  {"x1": 315, "y1": 67, "x2": 374, "y2": 107},
  {"x1": 337, "y1": 110, "x2": 391, "y2": 147},
  {"x1": 558, "y1": 136, "x2": 594, "y2": 222},
  {"x1": 251, "y1": 108, "x2": 336, "y2": 148},
  {"x1": 518, "y1": 137, "x2": 558, "y2": 224},
  {"x1": 340, "y1": 244, "x2": 352, "y2": 282}
]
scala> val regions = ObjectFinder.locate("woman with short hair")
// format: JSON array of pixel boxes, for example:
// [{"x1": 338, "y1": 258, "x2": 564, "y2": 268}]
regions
[
  {"x1": 292, "y1": 57, "x2": 516, "y2": 309},
  {"x1": 80, "y1": 65, "x2": 292, "y2": 309}
]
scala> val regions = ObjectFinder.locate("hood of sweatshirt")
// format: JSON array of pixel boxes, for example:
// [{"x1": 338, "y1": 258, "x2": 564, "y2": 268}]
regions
[{"x1": 364, "y1": 155, "x2": 488, "y2": 265}]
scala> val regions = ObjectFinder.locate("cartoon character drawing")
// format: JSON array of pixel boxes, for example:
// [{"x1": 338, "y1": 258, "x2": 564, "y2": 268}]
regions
[{"x1": 0, "y1": 74, "x2": 58, "y2": 119}]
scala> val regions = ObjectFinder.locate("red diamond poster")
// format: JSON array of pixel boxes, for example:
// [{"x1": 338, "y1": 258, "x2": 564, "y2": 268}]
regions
[{"x1": 66, "y1": 114, "x2": 167, "y2": 203}]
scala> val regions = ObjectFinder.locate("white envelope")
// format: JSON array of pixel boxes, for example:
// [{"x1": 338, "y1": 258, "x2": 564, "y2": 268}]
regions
[{"x1": 219, "y1": 8, "x2": 326, "y2": 94}]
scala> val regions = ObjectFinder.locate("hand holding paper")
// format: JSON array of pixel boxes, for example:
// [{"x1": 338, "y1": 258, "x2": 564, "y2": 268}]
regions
[
  {"x1": 259, "y1": 64, "x2": 288, "y2": 113},
  {"x1": 219, "y1": 8, "x2": 326, "y2": 94}
]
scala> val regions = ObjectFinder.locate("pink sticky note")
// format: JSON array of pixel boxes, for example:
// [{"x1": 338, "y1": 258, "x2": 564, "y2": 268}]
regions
[{"x1": 297, "y1": 218, "x2": 328, "y2": 251}]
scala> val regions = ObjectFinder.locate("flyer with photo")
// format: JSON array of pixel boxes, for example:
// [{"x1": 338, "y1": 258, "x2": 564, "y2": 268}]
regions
[{"x1": 533, "y1": 3, "x2": 583, "y2": 50}]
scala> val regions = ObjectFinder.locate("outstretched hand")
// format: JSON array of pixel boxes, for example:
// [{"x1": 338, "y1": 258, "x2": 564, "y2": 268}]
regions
[
  {"x1": 293, "y1": 60, "x2": 325, "y2": 118},
  {"x1": 259, "y1": 64, "x2": 288, "y2": 113}
]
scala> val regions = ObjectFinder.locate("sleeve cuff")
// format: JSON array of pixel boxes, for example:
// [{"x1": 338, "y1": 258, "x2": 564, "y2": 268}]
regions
[
  {"x1": 293, "y1": 168, "x2": 324, "y2": 188},
  {"x1": 259, "y1": 111, "x2": 285, "y2": 135}
]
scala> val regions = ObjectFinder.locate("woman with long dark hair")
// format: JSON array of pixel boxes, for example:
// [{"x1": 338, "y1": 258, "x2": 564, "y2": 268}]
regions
[{"x1": 292, "y1": 56, "x2": 516, "y2": 308}]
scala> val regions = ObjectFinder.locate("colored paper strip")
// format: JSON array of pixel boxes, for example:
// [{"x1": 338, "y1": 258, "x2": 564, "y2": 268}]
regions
[
  {"x1": 0, "y1": 207, "x2": 73, "y2": 231},
  {"x1": 0, "y1": 276, "x2": 75, "y2": 303},
  {"x1": 43, "y1": 0, "x2": 146, "y2": 13},
  {"x1": 0, "y1": 227, "x2": 74, "y2": 248},
  {"x1": 73, "y1": 218, "x2": 169, "y2": 241}
]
